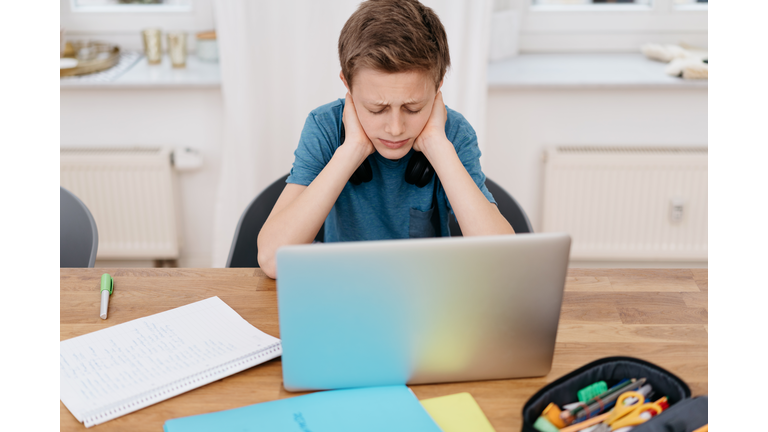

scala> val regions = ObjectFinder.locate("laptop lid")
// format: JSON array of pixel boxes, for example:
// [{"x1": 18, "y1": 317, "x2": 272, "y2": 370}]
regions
[{"x1": 276, "y1": 233, "x2": 571, "y2": 392}]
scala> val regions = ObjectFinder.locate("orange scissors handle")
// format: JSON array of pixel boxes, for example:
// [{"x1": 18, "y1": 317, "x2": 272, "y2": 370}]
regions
[
  {"x1": 606, "y1": 391, "x2": 645, "y2": 424},
  {"x1": 611, "y1": 402, "x2": 663, "y2": 430}
]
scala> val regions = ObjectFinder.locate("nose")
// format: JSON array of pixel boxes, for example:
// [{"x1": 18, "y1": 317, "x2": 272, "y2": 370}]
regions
[{"x1": 384, "y1": 110, "x2": 405, "y2": 138}]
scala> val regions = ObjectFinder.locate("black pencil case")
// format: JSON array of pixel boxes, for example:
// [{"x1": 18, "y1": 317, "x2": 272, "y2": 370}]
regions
[{"x1": 521, "y1": 356, "x2": 706, "y2": 432}]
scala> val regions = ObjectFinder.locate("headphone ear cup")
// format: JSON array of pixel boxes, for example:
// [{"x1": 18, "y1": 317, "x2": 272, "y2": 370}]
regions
[
  {"x1": 404, "y1": 152, "x2": 425, "y2": 184},
  {"x1": 359, "y1": 158, "x2": 373, "y2": 182},
  {"x1": 405, "y1": 152, "x2": 434, "y2": 188},
  {"x1": 350, "y1": 158, "x2": 373, "y2": 185},
  {"x1": 417, "y1": 161, "x2": 435, "y2": 188}
]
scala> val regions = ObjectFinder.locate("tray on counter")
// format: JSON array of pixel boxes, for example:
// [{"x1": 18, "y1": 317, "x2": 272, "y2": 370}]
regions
[{"x1": 60, "y1": 41, "x2": 120, "y2": 77}]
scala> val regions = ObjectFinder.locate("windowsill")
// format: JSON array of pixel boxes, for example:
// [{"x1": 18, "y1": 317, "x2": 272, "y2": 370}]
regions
[
  {"x1": 70, "y1": 4, "x2": 193, "y2": 13},
  {"x1": 60, "y1": 54, "x2": 221, "y2": 90},
  {"x1": 487, "y1": 53, "x2": 707, "y2": 89},
  {"x1": 528, "y1": 4, "x2": 653, "y2": 12}
]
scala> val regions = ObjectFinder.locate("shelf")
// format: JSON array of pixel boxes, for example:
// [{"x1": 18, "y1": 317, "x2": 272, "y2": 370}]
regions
[
  {"x1": 61, "y1": 54, "x2": 221, "y2": 90},
  {"x1": 488, "y1": 53, "x2": 707, "y2": 89},
  {"x1": 62, "y1": 53, "x2": 705, "y2": 90}
]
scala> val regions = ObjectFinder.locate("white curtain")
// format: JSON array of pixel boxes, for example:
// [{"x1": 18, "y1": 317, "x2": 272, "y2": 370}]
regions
[
  {"x1": 426, "y1": 0, "x2": 493, "y2": 151},
  {"x1": 211, "y1": 0, "x2": 493, "y2": 267}
]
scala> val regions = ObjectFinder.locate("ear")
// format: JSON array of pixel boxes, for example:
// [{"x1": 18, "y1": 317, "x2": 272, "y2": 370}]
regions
[
  {"x1": 438, "y1": 79, "x2": 443, "y2": 92},
  {"x1": 340, "y1": 71, "x2": 351, "y2": 93}
]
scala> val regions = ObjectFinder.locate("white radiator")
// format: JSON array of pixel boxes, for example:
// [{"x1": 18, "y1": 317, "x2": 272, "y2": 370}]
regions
[
  {"x1": 60, "y1": 147, "x2": 180, "y2": 260},
  {"x1": 541, "y1": 146, "x2": 707, "y2": 261}
]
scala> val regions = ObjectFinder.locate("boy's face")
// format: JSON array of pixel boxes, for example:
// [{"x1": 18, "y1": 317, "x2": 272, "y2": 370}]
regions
[{"x1": 346, "y1": 68, "x2": 438, "y2": 160}]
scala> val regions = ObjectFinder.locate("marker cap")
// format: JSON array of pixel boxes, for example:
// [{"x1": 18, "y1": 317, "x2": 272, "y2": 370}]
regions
[{"x1": 100, "y1": 273, "x2": 113, "y2": 295}]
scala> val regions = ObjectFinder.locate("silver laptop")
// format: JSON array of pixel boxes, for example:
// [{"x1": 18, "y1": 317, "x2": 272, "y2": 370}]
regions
[{"x1": 276, "y1": 233, "x2": 571, "y2": 392}]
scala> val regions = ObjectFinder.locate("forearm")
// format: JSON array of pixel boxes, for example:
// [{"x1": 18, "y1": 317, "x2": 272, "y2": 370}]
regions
[
  {"x1": 422, "y1": 138, "x2": 515, "y2": 236},
  {"x1": 257, "y1": 144, "x2": 368, "y2": 277}
]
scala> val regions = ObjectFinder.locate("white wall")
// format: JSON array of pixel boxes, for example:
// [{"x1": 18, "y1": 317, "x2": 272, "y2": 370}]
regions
[
  {"x1": 60, "y1": 88, "x2": 223, "y2": 267},
  {"x1": 482, "y1": 86, "x2": 708, "y2": 263},
  {"x1": 62, "y1": 85, "x2": 707, "y2": 268}
]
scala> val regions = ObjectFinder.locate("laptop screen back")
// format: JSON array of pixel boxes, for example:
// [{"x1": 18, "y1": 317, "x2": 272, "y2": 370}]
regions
[{"x1": 276, "y1": 233, "x2": 571, "y2": 392}]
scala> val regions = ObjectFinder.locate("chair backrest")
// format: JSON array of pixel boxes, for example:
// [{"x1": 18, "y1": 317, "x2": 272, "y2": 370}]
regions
[
  {"x1": 61, "y1": 187, "x2": 99, "y2": 268},
  {"x1": 227, "y1": 175, "x2": 531, "y2": 267},
  {"x1": 448, "y1": 177, "x2": 533, "y2": 236},
  {"x1": 227, "y1": 175, "x2": 324, "y2": 268}
]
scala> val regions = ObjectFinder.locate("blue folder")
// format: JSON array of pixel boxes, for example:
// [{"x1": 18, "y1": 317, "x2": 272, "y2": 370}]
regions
[{"x1": 163, "y1": 385, "x2": 442, "y2": 432}]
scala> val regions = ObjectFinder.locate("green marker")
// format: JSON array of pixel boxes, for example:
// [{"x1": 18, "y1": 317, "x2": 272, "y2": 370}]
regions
[{"x1": 99, "y1": 273, "x2": 114, "y2": 320}]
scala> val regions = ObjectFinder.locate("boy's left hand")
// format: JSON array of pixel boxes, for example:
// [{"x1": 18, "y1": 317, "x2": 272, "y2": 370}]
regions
[{"x1": 413, "y1": 91, "x2": 448, "y2": 154}]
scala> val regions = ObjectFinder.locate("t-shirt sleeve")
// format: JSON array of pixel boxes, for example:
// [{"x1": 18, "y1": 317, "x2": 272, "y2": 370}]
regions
[
  {"x1": 286, "y1": 111, "x2": 337, "y2": 186},
  {"x1": 446, "y1": 127, "x2": 496, "y2": 213}
]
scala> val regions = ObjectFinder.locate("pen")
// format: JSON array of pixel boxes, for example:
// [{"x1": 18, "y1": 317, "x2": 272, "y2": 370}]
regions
[
  {"x1": 558, "y1": 413, "x2": 611, "y2": 432},
  {"x1": 562, "y1": 378, "x2": 647, "y2": 424},
  {"x1": 562, "y1": 379, "x2": 634, "y2": 422},
  {"x1": 576, "y1": 378, "x2": 647, "y2": 421},
  {"x1": 100, "y1": 273, "x2": 114, "y2": 319}
]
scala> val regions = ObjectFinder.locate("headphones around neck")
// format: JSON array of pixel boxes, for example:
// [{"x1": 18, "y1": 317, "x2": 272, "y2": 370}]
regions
[{"x1": 341, "y1": 124, "x2": 435, "y2": 188}]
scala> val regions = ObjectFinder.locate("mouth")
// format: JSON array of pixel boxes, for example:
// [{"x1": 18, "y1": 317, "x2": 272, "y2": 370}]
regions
[{"x1": 379, "y1": 138, "x2": 409, "y2": 149}]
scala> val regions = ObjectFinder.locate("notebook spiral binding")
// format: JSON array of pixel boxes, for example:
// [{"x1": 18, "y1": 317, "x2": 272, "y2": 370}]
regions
[{"x1": 81, "y1": 342, "x2": 282, "y2": 428}]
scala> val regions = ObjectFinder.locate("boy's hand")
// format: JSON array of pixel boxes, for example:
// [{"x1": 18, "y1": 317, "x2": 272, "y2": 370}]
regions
[
  {"x1": 342, "y1": 93, "x2": 375, "y2": 159},
  {"x1": 413, "y1": 91, "x2": 448, "y2": 154}
]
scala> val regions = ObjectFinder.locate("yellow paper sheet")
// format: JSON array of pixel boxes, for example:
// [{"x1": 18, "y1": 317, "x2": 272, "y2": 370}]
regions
[{"x1": 421, "y1": 392, "x2": 496, "y2": 432}]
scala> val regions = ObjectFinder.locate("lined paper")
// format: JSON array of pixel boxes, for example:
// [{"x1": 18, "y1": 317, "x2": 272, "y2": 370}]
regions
[{"x1": 60, "y1": 297, "x2": 281, "y2": 427}]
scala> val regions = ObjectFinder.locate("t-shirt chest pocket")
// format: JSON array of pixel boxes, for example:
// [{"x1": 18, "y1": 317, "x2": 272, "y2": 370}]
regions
[{"x1": 409, "y1": 206, "x2": 437, "y2": 238}]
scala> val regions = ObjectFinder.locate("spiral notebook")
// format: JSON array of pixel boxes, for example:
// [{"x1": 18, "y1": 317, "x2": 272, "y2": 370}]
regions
[{"x1": 60, "y1": 297, "x2": 282, "y2": 428}]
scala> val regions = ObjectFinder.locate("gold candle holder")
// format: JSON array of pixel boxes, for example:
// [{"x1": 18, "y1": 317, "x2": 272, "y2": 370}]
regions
[
  {"x1": 167, "y1": 32, "x2": 187, "y2": 68},
  {"x1": 142, "y1": 28, "x2": 162, "y2": 65}
]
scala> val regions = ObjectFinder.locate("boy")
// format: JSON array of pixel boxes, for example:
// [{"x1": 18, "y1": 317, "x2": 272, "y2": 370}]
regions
[{"x1": 258, "y1": 0, "x2": 514, "y2": 279}]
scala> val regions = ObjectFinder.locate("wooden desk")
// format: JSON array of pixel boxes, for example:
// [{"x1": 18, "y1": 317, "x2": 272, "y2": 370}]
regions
[{"x1": 61, "y1": 268, "x2": 707, "y2": 431}]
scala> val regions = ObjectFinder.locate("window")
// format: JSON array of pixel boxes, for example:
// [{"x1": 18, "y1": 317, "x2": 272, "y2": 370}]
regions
[
  {"x1": 672, "y1": 0, "x2": 708, "y2": 11},
  {"x1": 531, "y1": 0, "x2": 706, "y2": 4},
  {"x1": 533, "y1": 0, "x2": 651, "y2": 4},
  {"x1": 495, "y1": 0, "x2": 707, "y2": 53},
  {"x1": 61, "y1": 0, "x2": 212, "y2": 50},
  {"x1": 71, "y1": 0, "x2": 192, "y2": 12}
]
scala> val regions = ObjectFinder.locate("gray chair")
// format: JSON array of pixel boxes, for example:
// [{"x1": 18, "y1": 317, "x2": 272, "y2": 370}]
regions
[
  {"x1": 227, "y1": 175, "x2": 324, "y2": 268},
  {"x1": 61, "y1": 187, "x2": 99, "y2": 268},
  {"x1": 448, "y1": 177, "x2": 533, "y2": 236},
  {"x1": 226, "y1": 175, "x2": 531, "y2": 268}
]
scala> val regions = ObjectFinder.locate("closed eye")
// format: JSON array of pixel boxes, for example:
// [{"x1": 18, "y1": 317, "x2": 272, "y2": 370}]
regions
[{"x1": 368, "y1": 106, "x2": 423, "y2": 115}]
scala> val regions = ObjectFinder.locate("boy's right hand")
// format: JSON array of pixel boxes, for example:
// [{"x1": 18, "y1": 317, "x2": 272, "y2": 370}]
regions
[{"x1": 342, "y1": 93, "x2": 375, "y2": 160}]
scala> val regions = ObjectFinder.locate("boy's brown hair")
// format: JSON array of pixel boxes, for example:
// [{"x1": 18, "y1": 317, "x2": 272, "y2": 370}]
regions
[{"x1": 338, "y1": 0, "x2": 450, "y2": 90}]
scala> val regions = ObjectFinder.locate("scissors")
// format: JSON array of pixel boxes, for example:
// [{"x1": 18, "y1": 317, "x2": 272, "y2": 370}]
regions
[{"x1": 591, "y1": 391, "x2": 664, "y2": 432}]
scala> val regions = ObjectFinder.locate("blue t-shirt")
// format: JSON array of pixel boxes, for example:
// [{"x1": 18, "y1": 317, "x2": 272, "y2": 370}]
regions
[{"x1": 287, "y1": 98, "x2": 495, "y2": 242}]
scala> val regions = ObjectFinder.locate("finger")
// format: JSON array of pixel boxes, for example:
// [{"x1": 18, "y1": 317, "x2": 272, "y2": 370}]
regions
[
  {"x1": 343, "y1": 93, "x2": 353, "y2": 126},
  {"x1": 436, "y1": 91, "x2": 445, "y2": 110},
  {"x1": 346, "y1": 93, "x2": 361, "y2": 123},
  {"x1": 436, "y1": 91, "x2": 446, "y2": 115},
  {"x1": 345, "y1": 92, "x2": 355, "y2": 110},
  {"x1": 431, "y1": 92, "x2": 444, "y2": 120},
  {"x1": 432, "y1": 91, "x2": 441, "y2": 107}
]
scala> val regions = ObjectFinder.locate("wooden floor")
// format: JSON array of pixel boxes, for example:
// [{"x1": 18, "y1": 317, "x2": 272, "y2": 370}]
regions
[{"x1": 60, "y1": 268, "x2": 707, "y2": 431}]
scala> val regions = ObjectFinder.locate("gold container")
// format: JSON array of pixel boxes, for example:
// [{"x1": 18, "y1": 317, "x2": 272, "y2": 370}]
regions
[
  {"x1": 167, "y1": 32, "x2": 187, "y2": 68},
  {"x1": 60, "y1": 42, "x2": 120, "y2": 77},
  {"x1": 142, "y1": 28, "x2": 162, "y2": 64}
]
